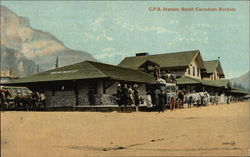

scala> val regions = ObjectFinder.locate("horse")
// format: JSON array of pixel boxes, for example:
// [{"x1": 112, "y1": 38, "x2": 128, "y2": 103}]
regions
[
  {"x1": 0, "y1": 89, "x2": 12, "y2": 111},
  {"x1": 186, "y1": 93, "x2": 199, "y2": 108},
  {"x1": 210, "y1": 95, "x2": 218, "y2": 105},
  {"x1": 30, "y1": 92, "x2": 41, "y2": 111},
  {"x1": 197, "y1": 92, "x2": 210, "y2": 106},
  {"x1": 14, "y1": 94, "x2": 33, "y2": 111}
]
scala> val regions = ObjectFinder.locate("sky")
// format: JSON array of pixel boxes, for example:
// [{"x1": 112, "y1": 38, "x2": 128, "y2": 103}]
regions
[{"x1": 1, "y1": 1, "x2": 249, "y2": 78}]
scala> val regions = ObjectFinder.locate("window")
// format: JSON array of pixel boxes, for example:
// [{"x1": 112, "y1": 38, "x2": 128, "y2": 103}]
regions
[
  {"x1": 193, "y1": 66, "x2": 195, "y2": 76},
  {"x1": 197, "y1": 67, "x2": 200, "y2": 76},
  {"x1": 187, "y1": 67, "x2": 190, "y2": 75}
]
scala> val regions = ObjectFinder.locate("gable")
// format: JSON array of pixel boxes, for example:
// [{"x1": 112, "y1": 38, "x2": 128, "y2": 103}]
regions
[
  {"x1": 204, "y1": 60, "x2": 225, "y2": 76},
  {"x1": 119, "y1": 50, "x2": 205, "y2": 70}
]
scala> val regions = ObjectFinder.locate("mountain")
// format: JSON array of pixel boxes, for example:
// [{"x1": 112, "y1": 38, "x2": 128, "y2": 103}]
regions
[
  {"x1": 230, "y1": 71, "x2": 250, "y2": 91},
  {"x1": 1, "y1": 46, "x2": 38, "y2": 76},
  {"x1": 0, "y1": 5, "x2": 96, "y2": 76}
]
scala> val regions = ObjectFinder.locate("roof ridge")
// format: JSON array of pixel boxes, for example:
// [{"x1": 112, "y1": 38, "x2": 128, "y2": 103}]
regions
[
  {"x1": 204, "y1": 60, "x2": 219, "y2": 62},
  {"x1": 124, "y1": 50, "x2": 199, "y2": 59},
  {"x1": 86, "y1": 61, "x2": 109, "y2": 77},
  {"x1": 88, "y1": 60, "x2": 155, "y2": 78}
]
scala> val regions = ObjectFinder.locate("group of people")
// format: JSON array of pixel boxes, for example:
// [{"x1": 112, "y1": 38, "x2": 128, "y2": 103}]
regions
[
  {"x1": 152, "y1": 84, "x2": 167, "y2": 112},
  {"x1": 116, "y1": 83, "x2": 140, "y2": 106},
  {"x1": 153, "y1": 66, "x2": 177, "y2": 83}
]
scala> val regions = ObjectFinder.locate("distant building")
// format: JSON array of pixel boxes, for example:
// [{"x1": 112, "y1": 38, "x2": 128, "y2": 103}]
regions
[{"x1": 0, "y1": 70, "x2": 19, "y2": 84}]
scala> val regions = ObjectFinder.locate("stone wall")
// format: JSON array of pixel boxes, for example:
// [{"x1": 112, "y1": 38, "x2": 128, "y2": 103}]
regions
[
  {"x1": 45, "y1": 90, "x2": 76, "y2": 107},
  {"x1": 44, "y1": 80, "x2": 148, "y2": 107}
]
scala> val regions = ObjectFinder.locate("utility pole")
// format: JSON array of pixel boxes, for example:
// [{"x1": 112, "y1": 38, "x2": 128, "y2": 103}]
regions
[
  {"x1": 9, "y1": 67, "x2": 12, "y2": 76},
  {"x1": 27, "y1": 65, "x2": 31, "y2": 76},
  {"x1": 37, "y1": 64, "x2": 40, "y2": 73},
  {"x1": 55, "y1": 56, "x2": 59, "y2": 68}
]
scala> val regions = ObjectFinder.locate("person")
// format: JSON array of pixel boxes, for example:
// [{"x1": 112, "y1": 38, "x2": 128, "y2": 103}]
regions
[
  {"x1": 177, "y1": 90, "x2": 184, "y2": 108},
  {"x1": 159, "y1": 89, "x2": 165, "y2": 113},
  {"x1": 188, "y1": 94, "x2": 193, "y2": 108},
  {"x1": 155, "y1": 85, "x2": 164, "y2": 113},
  {"x1": 121, "y1": 84, "x2": 129, "y2": 106},
  {"x1": 166, "y1": 70, "x2": 171, "y2": 82},
  {"x1": 200, "y1": 93, "x2": 204, "y2": 107},
  {"x1": 154, "y1": 86, "x2": 161, "y2": 110},
  {"x1": 128, "y1": 85, "x2": 134, "y2": 106},
  {"x1": 227, "y1": 95, "x2": 231, "y2": 104},
  {"x1": 160, "y1": 85, "x2": 167, "y2": 109},
  {"x1": 153, "y1": 66, "x2": 161, "y2": 80},
  {"x1": 87, "y1": 89, "x2": 95, "y2": 106},
  {"x1": 170, "y1": 72, "x2": 176, "y2": 83},
  {"x1": 215, "y1": 96, "x2": 219, "y2": 105},
  {"x1": 161, "y1": 71, "x2": 166, "y2": 80},
  {"x1": 146, "y1": 91, "x2": 153, "y2": 108},
  {"x1": 133, "y1": 84, "x2": 140, "y2": 106},
  {"x1": 40, "y1": 93, "x2": 46, "y2": 108},
  {"x1": 116, "y1": 83, "x2": 122, "y2": 106}
]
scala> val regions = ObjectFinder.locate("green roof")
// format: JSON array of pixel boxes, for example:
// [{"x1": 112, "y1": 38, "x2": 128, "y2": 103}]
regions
[
  {"x1": 4, "y1": 61, "x2": 155, "y2": 85},
  {"x1": 204, "y1": 60, "x2": 218, "y2": 73},
  {"x1": 200, "y1": 79, "x2": 231, "y2": 88},
  {"x1": 176, "y1": 76, "x2": 231, "y2": 88},
  {"x1": 230, "y1": 89, "x2": 249, "y2": 94},
  {"x1": 204, "y1": 60, "x2": 224, "y2": 76},
  {"x1": 119, "y1": 50, "x2": 205, "y2": 70},
  {"x1": 176, "y1": 76, "x2": 201, "y2": 85}
]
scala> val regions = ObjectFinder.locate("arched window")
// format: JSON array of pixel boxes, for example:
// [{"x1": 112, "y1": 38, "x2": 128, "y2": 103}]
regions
[
  {"x1": 193, "y1": 66, "x2": 195, "y2": 76},
  {"x1": 197, "y1": 67, "x2": 200, "y2": 76}
]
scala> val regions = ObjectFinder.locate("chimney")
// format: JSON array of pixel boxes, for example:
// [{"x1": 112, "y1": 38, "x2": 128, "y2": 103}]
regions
[{"x1": 136, "y1": 52, "x2": 149, "y2": 56}]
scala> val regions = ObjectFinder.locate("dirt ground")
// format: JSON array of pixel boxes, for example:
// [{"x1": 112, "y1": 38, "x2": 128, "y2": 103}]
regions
[{"x1": 1, "y1": 101, "x2": 249, "y2": 157}]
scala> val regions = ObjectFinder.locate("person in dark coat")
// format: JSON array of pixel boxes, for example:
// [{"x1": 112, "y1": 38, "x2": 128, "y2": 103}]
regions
[
  {"x1": 121, "y1": 84, "x2": 129, "y2": 106},
  {"x1": 159, "y1": 90, "x2": 165, "y2": 113},
  {"x1": 87, "y1": 89, "x2": 95, "y2": 106},
  {"x1": 155, "y1": 85, "x2": 164, "y2": 113},
  {"x1": 188, "y1": 95, "x2": 193, "y2": 108},
  {"x1": 133, "y1": 84, "x2": 140, "y2": 106},
  {"x1": 116, "y1": 84, "x2": 122, "y2": 106},
  {"x1": 170, "y1": 72, "x2": 176, "y2": 83}
]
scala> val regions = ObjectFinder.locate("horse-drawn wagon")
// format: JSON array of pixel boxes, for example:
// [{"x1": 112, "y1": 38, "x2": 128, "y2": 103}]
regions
[
  {"x1": 0, "y1": 86, "x2": 41, "y2": 111},
  {"x1": 147, "y1": 78, "x2": 177, "y2": 111}
]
